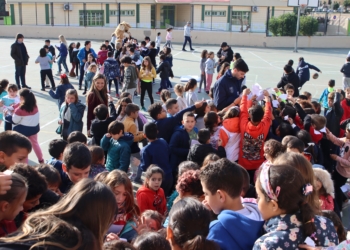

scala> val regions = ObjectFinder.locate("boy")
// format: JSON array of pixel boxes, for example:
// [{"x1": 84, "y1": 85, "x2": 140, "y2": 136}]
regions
[
  {"x1": 146, "y1": 41, "x2": 158, "y2": 69},
  {"x1": 0, "y1": 131, "x2": 32, "y2": 171},
  {"x1": 144, "y1": 36, "x2": 151, "y2": 48},
  {"x1": 100, "y1": 121, "x2": 134, "y2": 172},
  {"x1": 67, "y1": 131, "x2": 87, "y2": 144},
  {"x1": 277, "y1": 64, "x2": 300, "y2": 97},
  {"x1": 104, "y1": 51, "x2": 120, "y2": 97},
  {"x1": 45, "y1": 39, "x2": 56, "y2": 59},
  {"x1": 104, "y1": 40, "x2": 114, "y2": 52},
  {"x1": 239, "y1": 88, "x2": 272, "y2": 182},
  {"x1": 284, "y1": 83, "x2": 295, "y2": 97},
  {"x1": 156, "y1": 54, "x2": 173, "y2": 95},
  {"x1": 340, "y1": 56, "x2": 350, "y2": 90},
  {"x1": 165, "y1": 98, "x2": 179, "y2": 117},
  {"x1": 129, "y1": 47, "x2": 141, "y2": 69},
  {"x1": 326, "y1": 91, "x2": 343, "y2": 136},
  {"x1": 43, "y1": 45, "x2": 55, "y2": 89},
  {"x1": 91, "y1": 103, "x2": 117, "y2": 146},
  {"x1": 187, "y1": 128, "x2": 226, "y2": 166},
  {"x1": 155, "y1": 32, "x2": 161, "y2": 54},
  {"x1": 60, "y1": 142, "x2": 92, "y2": 193},
  {"x1": 148, "y1": 101, "x2": 204, "y2": 143},
  {"x1": 47, "y1": 139, "x2": 68, "y2": 172},
  {"x1": 319, "y1": 79, "x2": 335, "y2": 115},
  {"x1": 169, "y1": 112, "x2": 198, "y2": 174},
  {"x1": 303, "y1": 91, "x2": 312, "y2": 101},
  {"x1": 139, "y1": 122, "x2": 173, "y2": 196},
  {"x1": 121, "y1": 56, "x2": 138, "y2": 100},
  {"x1": 200, "y1": 158, "x2": 264, "y2": 250}
]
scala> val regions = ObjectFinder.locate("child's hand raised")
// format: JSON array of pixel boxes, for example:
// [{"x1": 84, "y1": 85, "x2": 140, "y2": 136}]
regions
[{"x1": 242, "y1": 88, "x2": 250, "y2": 96}]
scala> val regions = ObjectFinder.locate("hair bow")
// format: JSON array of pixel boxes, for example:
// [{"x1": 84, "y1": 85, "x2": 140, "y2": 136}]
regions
[
  {"x1": 303, "y1": 183, "x2": 313, "y2": 196},
  {"x1": 60, "y1": 74, "x2": 67, "y2": 79}
]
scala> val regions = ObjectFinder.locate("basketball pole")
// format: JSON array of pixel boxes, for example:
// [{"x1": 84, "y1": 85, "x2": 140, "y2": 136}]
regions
[{"x1": 294, "y1": 5, "x2": 301, "y2": 53}]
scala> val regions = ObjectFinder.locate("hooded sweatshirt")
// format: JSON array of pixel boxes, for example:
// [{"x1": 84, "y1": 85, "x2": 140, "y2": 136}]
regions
[
  {"x1": 136, "y1": 186, "x2": 167, "y2": 215},
  {"x1": 296, "y1": 59, "x2": 321, "y2": 84},
  {"x1": 219, "y1": 117, "x2": 240, "y2": 162},
  {"x1": 208, "y1": 209, "x2": 264, "y2": 250}
]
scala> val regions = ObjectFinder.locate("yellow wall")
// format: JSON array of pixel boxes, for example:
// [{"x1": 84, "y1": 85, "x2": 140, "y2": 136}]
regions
[
  {"x1": 251, "y1": 7, "x2": 267, "y2": 33},
  {"x1": 192, "y1": 5, "x2": 202, "y2": 29},
  {"x1": 176, "y1": 5, "x2": 191, "y2": 27},
  {"x1": 139, "y1": 4, "x2": 151, "y2": 28},
  {"x1": 120, "y1": 4, "x2": 137, "y2": 27}
]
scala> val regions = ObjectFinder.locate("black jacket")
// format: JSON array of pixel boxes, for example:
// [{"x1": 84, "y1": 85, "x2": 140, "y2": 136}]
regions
[
  {"x1": 10, "y1": 42, "x2": 29, "y2": 66},
  {"x1": 326, "y1": 92, "x2": 343, "y2": 137},
  {"x1": 277, "y1": 71, "x2": 300, "y2": 97},
  {"x1": 156, "y1": 61, "x2": 173, "y2": 79},
  {"x1": 146, "y1": 48, "x2": 158, "y2": 68},
  {"x1": 72, "y1": 49, "x2": 80, "y2": 64},
  {"x1": 216, "y1": 46, "x2": 233, "y2": 66},
  {"x1": 48, "y1": 45, "x2": 56, "y2": 57},
  {"x1": 187, "y1": 143, "x2": 226, "y2": 166}
]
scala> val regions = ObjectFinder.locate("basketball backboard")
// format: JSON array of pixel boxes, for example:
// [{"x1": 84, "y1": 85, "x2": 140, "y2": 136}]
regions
[{"x1": 287, "y1": 0, "x2": 319, "y2": 7}]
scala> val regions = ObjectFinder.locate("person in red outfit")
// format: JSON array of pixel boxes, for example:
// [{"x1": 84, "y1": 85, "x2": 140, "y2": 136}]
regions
[
  {"x1": 314, "y1": 168, "x2": 335, "y2": 211},
  {"x1": 97, "y1": 44, "x2": 108, "y2": 67},
  {"x1": 136, "y1": 165, "x2": 166, "y2": 216},
  {"x1": 340, "y1": 88, "x2": 350, "y2": 137}
]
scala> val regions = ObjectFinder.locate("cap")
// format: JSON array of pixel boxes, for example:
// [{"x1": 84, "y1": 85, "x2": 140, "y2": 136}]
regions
[{"x1": 220, "y1": 42, "x2": 228, "y2": 48}]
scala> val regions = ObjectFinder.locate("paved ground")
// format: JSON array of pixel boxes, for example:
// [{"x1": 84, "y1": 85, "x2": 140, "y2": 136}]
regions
[{"x1": 0, "y1": 38, "x2": 349, "y2": 163}]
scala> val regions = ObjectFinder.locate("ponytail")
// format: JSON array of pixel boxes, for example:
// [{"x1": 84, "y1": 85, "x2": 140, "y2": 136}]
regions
[
  {"x1": 183, "y1": 236, "x2": 219, "y2": 250},
  {"x1": 299, "y1": 202, "x2": 320, "y2": 246}
]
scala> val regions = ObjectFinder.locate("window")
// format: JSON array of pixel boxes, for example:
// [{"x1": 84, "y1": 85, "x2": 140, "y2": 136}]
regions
[
  {"x1": 109, "y1": 10, "x2": 135, "y2": 16},
  {"x1": 110, "y1": 10, "x2": 118, "y2": 16},
  {"x1": 204, "y1": 10, "x2": 226, "y2": 16},
  {"x1": 79, "y1": 10, "x2": 104, "y2": 26},
  {"x1": 231, "y1": 11, "x2": 250, "y2": 26}
]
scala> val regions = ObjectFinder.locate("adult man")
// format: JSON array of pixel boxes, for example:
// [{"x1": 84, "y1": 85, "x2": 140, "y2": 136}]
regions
[
  {"x1": 296, "y1": 57, "x2": 321, "y2": 88},
  {"x1": 77, "y1": 41, "x2": 97, "y2": 90},
  {"x1": 216, "y1": 42, "x2": 233, "y2": 72},
  {"x1": 10, "y1": 33, "x2": 31, "y2": 89},
  {"x1": 213, "y1": 59, "x2": 249, "y2": 111},
  {"x1": 182, "y1": 22, "x2": 194, "y2": 51}
]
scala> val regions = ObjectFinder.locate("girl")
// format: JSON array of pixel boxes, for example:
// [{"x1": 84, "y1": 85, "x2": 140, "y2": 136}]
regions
[
  {"x1": 175, "y1": 170, "x2": 204, "y2": 203},
  {"x1": 110, "y1": 33, "x2": 116, "y2": 50},
  {"x1": 0, "y1": 179, "x2": 117, "y2": 249},
  {"x1": 160, "y1": 47, "x2": 173, "y2": 89},
  {"x1": 136, "y1": 165, "x2": 166, "y2": 215},
  {"x1": 59, "y1": 89, "x2": 85, "y2": 141},
  {"x1": 139, "y1": 56, "x2": 156, "y2": 111},
  {"x1": 84, "y1": 53, "x2": 97, "y2": 72},
  {"x1": 87, "y1": 74, "x2": 108, "y2": 135},
  {"x1": 35, "y1": 48, "x2": 56, "y2": 91},
  {"x1": 216, "y1": 62, "x2": 230, "y2": 80},
  {"x1": 0, "y1": 79, "x2": 9, "y2": 125},
  {"x1": 322, "y1": 210, "x2": 347, "y2": 243},
  {"x1": 219, "y1": 107, "x2": 241, "y2": 162},
  {"x1": 253, "y1": 164, "x2": 339, "y2": 249},
  {"x1": 97, "y1": 44, "x2": 108, "y2": 67},
  {"x1": 199, "y1": 50, "x2": 208, "y2": 93},
  {"x1": 164, "y1": 27, "x2": 173, "y2": 49},
  {"x1": 204, "y1": 111, "x2": 221, "y2": 149},
  {"x1": 174, "y1": 84, "x2": 187, "y2": 111},
  {"x1": 55, "y1": 34, "x2": 69, "y2": 75},
  {"x1": 194, "y1": 102, "x2": 209, "y2": 130},
  {"x1": 0, "y1": 173, "x2": 27, "y2": 237},
  {"x1": 49, "y1": 74, "x2": 74, "y2": 110},
  {"x1": 10, "y1": 89, "x2": 44, "y2": 163},
  {"x1": 68, "y1": 42, "x2": 76, "y2": 77},
  {"x1": 102, "y1": 170, "x2": 140, "y2": 242},
  {"x1": 313, "y1": 168, "x2": 334, "y2": 210},
  {"x1": 202, "y1": 153, "x2": 220, "y2": 169},
  {"x1": 297, "y1": 129, "x2": 319, "y2": 164},
  {"x1": 116, "y1": 97, "x2": 132, "y2": 122},
  {"x1": 72, "y1": 42, "x2": 81, "y2": 79},
  {"x1": 167, "y1": 198, "x2": 219, "y2": 250},
  {"x1": 84, "y1": 64, "x2": 97, "y2": 95},
  {"x1": 1, "y1": 83, "x2": 19, "y2": 131},
  {"x1": 140, "y1": 210, "x2": 164, "y2": 232},
  {"x1": 89, "y1": 146, "x2": 107, "y2": 178},
  {"x1": 184, "y1": 78, "x2": 198, "y2": 107},
  {"x1": 161, "y1": 89, "x2": 171, "y2": 111},
  {"x1": 205, "y1": 51, "x2": 216, "y2": 94}
]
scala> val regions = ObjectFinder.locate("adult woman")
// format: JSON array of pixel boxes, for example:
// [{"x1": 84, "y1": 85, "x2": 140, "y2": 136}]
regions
[
  {"x1": 0, "y1": 179, "x2": 117, "y2": 250},
  {"x1": 55, "y1": 34, "x2": 69, "y2": 75},
  {"x1": 86, "y1": 73, "x2": 108, "y2": 135},
  {"x1": 139, "y1": 56, "x2": 156, "y2": 111}
]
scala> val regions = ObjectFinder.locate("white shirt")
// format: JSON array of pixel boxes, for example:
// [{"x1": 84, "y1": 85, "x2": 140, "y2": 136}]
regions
[{"x1": 184, "y1": 25, "x2": 191, "y2": 36}]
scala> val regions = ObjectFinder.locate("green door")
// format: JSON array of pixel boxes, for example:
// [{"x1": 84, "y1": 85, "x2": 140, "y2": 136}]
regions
[
  {"x1": 161, "y1": 5, "x2": 175, "y2": 28},
  {"x1": 151, "y1": 4, "x2": 155, "y2": 28}
]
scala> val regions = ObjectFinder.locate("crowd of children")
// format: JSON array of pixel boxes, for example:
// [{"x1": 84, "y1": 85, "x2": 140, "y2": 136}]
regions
[{"x1": 1, "y1": 32, "x2": 350, "y2": 250}]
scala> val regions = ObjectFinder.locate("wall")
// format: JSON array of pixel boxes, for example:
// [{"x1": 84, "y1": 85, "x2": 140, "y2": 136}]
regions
[
  {"x1": 1, "y1": 25, "x2": 349, "y2": 48},
  {"x1": 176, "y1": 4, "x2": 191, "y2": 27},
  {"x1": 139, "y1": 4, "x2": 151, "y2": 28}
]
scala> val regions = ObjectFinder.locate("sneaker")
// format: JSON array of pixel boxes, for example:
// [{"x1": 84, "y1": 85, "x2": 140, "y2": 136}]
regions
[
  {"x1": 198, "y1": 90, "x2": 201, "y2": 93},
  {"x1": 79, "y1": 86, "x2": 82, "y2": 90},
  {"x1": 156, "y1": 91, "x2": 160, "y2": 95},
  {"x1": 141, "y1": 106, "x2": 146, "y2": 112},
  {"x1": 22, "y1": 85, "x2": 31, "y2": 89},
  {"x1": 82, "y1": 91, "x2": 86, "y2": 95},
  {"x1": 116, "y1": 93, "x2": 120, "y2": 98},
  {"x1": 182, "y1": 49, "x2": 187, "y2": 51},
  {"x1": 190, "y1": 48, "x2": 195, "y2": 51},
  {"x1": 39, "y1": 159, "x2": 45, "y2": 164},
  {"x1": 45, "y1": 85, "x2": 50, "y2": 89},
  {"x1": 40, "y1": 88, "x2": 45, "y2": 91}
]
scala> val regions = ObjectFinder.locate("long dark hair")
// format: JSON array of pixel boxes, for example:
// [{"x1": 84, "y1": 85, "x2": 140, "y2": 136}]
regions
[
  {"x1": 0, "y1": 79, "x2": 9, "y2": 95},
  {"x1": 218, "y1": 62, "x2": 230, "y2": 78},
  {"x1": 204, "y1": 111, "x2": 219, "y2": 134},
  {"x1": 19, "y1": 88, "x2": 37, "y2": 113}
]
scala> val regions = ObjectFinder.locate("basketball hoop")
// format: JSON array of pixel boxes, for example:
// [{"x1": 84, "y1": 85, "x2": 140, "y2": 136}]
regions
[{"x1": 300, "y1": 4, "x2": 307, "y2": 14}]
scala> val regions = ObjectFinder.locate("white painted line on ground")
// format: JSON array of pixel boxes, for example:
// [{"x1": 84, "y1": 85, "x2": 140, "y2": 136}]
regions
[
  {"x1": 40, "y1": 119, "x2": 58, "y2": 129},
  {"x1": 40, "y1": 137, "x2": 58, "y2": 146},
  {"x1": 249, "y1": 51, "x2": 280, "y2": 69},
  {"x1": 0, "y1": 64, "x2": 14, "y2": 68},
  {"x1": 172, "y1": 51, "x2": 183, "y2": 57}
]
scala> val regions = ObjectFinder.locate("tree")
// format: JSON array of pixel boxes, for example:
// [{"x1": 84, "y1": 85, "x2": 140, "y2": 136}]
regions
[
  {"x1": 333, "y1": 2, "x2": 340, "y2": 10},
  {"x1": 268, "y1": 17, "x2": 279, "y2": 36},
  {"x1": 344, "y1": 0, "x2": 350, "y2": 7},
  {"x1": 299, "y1": 16, "x2": 319, "y2": 36}
]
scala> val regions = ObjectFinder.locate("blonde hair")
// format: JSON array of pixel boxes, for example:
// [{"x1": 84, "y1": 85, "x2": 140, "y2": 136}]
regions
[
  {"x1": 174, "y1": 84, "x2": 184, "y2": 96},
  {"x1": 58, "y1": 34, "x2": 67, "y2": 46}
]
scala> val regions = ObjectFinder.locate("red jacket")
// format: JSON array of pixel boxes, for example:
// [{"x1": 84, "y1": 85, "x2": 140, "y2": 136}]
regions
[
  {"x1": 340, "y1": 99, "x2": 350, "y2": 137},
  {"x1": 238, "y1": 96, "x2": 272, "y2": 170},
  {"x1": 136, "y1": 186, "x2": 166, "y2": 215},
  {"x1": 319, "y1": 194, "x2": 334, "y2": 211}
]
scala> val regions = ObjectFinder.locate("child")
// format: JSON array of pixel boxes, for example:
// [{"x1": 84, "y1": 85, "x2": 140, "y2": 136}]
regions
[
  {"x1": 7, "y1": 89, "x2": 43, "y2": 163},
  {"x1": 134, "y1": 232, "x2": 171, "y2": 250},
  {"x1": 100, "y1": 121, "x2": 134, "y2": 172},
  {"x1": 205, "y1": 51, "x2": 216, "y2": 94},
  {"x1": 156, "y1": 54, "x2": 173, "y2": 95},
  {"x1": 219, "y1": 106, "x2": 241, "y2": 162},
  {"x1": 164, "y1": 27, "x2": 173, "y2": 48},
  {"x1": 188, "y1": 128, "x2": 226, "y2": 166},
  {"x1": 160, "y1": 89, "x2": 171, "y2": 111},
  {"x1": 139, "y1": 56, "x2": 156, "y2": 111},
  {"x1": 321, "y1": 210, "x2": 347, "y2": 243},
  {"x1": 200, "y1": 158, "x2": 264, "y2": 250},
  {"x1": 216, "y1": 62, "x2": 230, "y2": 80},
  {"x1": 319, "y1": 79, "x2": 335, "y2": 115},
  {"x1": 104, "y1": 51, "x2": 120, "y2": 97},
  {"x1": 67, "y1": 131, "x2": 87, "y2": 144},
  {"x1": 58, "y1": 89, "x2": 86, "y2": 141},
  {"x1": 155, "y1": 32, "x2": 161, "y2": 54},
  {"x1": 120, "y1": 56, "x2": 138, "y2": 100},
  {"x1": 1, "y1": 83, "x2": 20, "y2": 131},
  {"x1": 102, "y1": 170, "x2": 140, "y2": 241},
  {"x1": 199, "y1": 50, "x2": 208, "y2": 93},
  {"x1": 174, "y1": 84, "x2": 187, "y2": 111},
  {"x1": 326, "y1": 91, "x2": 343, "y2": 137},
  {"x1": 277, "y1": 64, "x2": 300, "y2": 97},
  {"x1": 313, "y1": 168, "x2": 334, "y2": 210},
  {"x1": 194, "y1": 102, "x2": 209, "y2": 130},
  {"x1": 97, "y1": 44, "x2": 108, "y2": 67},
  {"x1": 340, "y1": 56, "x2": 350, "y2": 90},
  {"x1": 165, "y1": 98, "x2": 179, "y2": 117},
  {"x1": 83, "y1": 64, "x2": 97, "y2": 95},
  {"x1": 184, "y1": 78, "x2": 198, "y2": 107},
  {"x1": 35, "y1": 48, "x2": 56, "y2": 91},
  {"x1": 72, "y1": 42, "x2": 81, "y2": 79},
  {"x1": 136, "y1": 165, "x2": 166, "y2": 215},
  {"x1": 110, "y1": 33, "x2": 116, "y2": 51},
  {"x1": 239, "y1": 88, "x2": 272, "y2": 181},
  {"x1": 91, "y1": 102, "x2": 117, "y2": 146},
  {"x1": 340, "y1": 87, "x2": 350, "y2": 136},
  {"x1": 88, "y1": 146, "x2": 107, "y2": 178},
  {"x1": 140, "y1": 210, "x2": 164, "y2": 231},
  {"x1": 253, "y1": 164, "x2": 339, "y2": 249},
  {"x1": 0, "y1": 131, "x2": 32, "y2": 171},
  {"x1": 304, "y1": 91, "x2": 312, "y2": 101},
  {"x1": 47, "y1": 139, "x2": 68, "y2": 173},
  {"x1": 284, "y1": 83, "x2": 295, "y2": 97},
  {"x1": 204, "y1": 111, "x2": 221, "y2": 149},
  {"x1": 49, "y1": 74, "x2": 74, "y2": 110},
  {"x1": 0, "y1": 79, "x2": 9, "y2": 126}
]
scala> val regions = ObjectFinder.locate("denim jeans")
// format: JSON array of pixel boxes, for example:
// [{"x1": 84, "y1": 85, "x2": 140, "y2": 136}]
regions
[
  {"x1": 57, "y1": 55, "x2": 68, "y2": 72},
  {"x1": 15, "y1": 65, "x2": 26, "y2": 88},
  {"x1": 182, "y1": 36, "x2": 193, "y2": 50},
  {"x1": 79, "y1": 64, "x2": 85, "y2": 87}
]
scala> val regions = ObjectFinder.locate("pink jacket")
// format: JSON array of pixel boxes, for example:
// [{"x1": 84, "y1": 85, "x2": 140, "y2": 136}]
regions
[
  {"x1": 327, "y1": 132, "x2": 350, "y2": 178},
  {"x1": 166, "y1": 32, "x2": 172, "y2": 41}
]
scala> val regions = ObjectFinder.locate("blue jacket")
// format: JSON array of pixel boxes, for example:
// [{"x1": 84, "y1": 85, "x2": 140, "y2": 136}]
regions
[
  {"x1": 101, "y1": 132, "x2": 134, "y2": 172},
  {"x1": 156, "y1": 105, "x2": 196, "y2": 143},
  {"x1": 140, "y1": 138, "x2": 172, "y2": 175},
  {"x1": 169, "y1": 126, "x2": 198, "y2": 171},
  {"x1": 104, "y1": 58, "x2": 120, "y2": 81},
  {"x1": 49, "y1": 83, "x2": 75, "y2": 109},
  {"x1": 77, "y1": 47, "x2": 97, "y2": 66},
  {"x1": 213, "y1": 69, "x2": 245, "y2": 110},
  {"x1": 208, "y1": 210, "x2": 264, "y2": 250},
  {"x1": 56, "y1": 43, "x2": 68, "y2": 57},
  {"x1": 319, "y1": 87, "x2": 332, "y2": 109},
  {"x1": 59, "y1": 101, "x2": 86, "y2": 135},
  {"x1": 296, "y1": 59, "x2": 320, "y2": 83}
]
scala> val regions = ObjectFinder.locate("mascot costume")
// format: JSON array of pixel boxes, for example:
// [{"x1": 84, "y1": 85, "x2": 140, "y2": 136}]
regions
[{"x1": 114, "y1": 21, "x2": 131, "y2": 47}]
